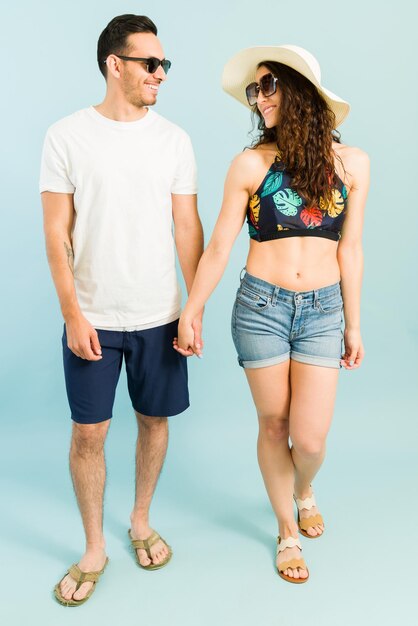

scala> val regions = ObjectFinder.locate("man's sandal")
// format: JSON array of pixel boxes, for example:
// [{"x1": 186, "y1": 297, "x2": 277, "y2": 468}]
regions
[
  {"x1": 294, "y1": 492, "x2": 325, "y2": 538},
  {"x1": 53, "y1": 558, "x2": 109, "y2": 607},
  {"x1": 276, "y1": 536, "x2": 309, "y2": 584},
  {"x1": 128, "y1": 529, "x2": 172, "y2": 570}
]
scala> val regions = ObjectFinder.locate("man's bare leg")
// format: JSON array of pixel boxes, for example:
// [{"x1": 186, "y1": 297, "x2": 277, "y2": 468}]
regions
[
  {"x1": 59, "y1": 420, "x2": 110, "y2": 601},
  {"x1": 129, "y1": 412, "x2": 170, "y2": 566}
]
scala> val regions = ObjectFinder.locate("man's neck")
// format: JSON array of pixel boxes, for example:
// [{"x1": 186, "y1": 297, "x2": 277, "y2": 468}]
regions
[{"x1": 93, "y1": 95, "x2": 148, "y2": 122}]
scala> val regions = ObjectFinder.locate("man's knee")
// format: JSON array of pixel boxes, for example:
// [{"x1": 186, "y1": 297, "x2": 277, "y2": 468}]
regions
[
  {"x1": 135, "y1": 412, "x2": 167, "y2": 431},
  {"x1": 71, "y1": 420, "x2": 110, "y2": 455}
]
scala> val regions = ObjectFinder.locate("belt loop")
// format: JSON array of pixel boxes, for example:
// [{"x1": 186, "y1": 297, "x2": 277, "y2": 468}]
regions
[
  {"x1": 239, "y1": 266, "x2": 246, "y2": 283},
  {"x1": 273, "y1": 284, "x2": 280, "y2": 306},
  {"x1": 313, "y1": 289, "x2": 319, "y2": 309}
]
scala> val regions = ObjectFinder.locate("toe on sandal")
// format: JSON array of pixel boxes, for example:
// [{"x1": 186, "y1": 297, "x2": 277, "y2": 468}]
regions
[
  {"x1": 53, "y1": 558, "x2": 109, "y2": 607},
  {"x1": 128, "y1": 529, "x2": 172, "y2": 570},
  {"x1": 276, "y1": 536, "x2": 309, "y2": 584},
  {"x1": 294, "y1": 491, "x2": 325, "y2": 538}
]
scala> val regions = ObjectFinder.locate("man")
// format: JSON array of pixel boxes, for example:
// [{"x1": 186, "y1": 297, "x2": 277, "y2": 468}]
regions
[{"x1": 40, "y1": 14, "x2": 203, "y2": 606}]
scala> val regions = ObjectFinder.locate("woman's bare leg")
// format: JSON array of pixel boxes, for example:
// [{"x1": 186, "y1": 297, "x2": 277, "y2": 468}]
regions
[
  {"x1": 289, "y1": 361, "x2": 339, "y2": 536},
  {"x1": 245, "y1": 361, "x2": 308, "y2": 580}
]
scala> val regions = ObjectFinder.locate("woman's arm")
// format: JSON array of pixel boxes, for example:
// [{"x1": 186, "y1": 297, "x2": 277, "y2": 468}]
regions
[
  {"x1": 174, "y1": 151, "x2": 255, "y2": 356},
  {"x1": 337, "y1": 147, "x2": 370, "y2": 369}
]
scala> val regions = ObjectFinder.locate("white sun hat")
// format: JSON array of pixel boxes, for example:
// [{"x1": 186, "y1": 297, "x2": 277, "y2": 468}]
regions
[{"x1": 222, "y1": 44, "x2": 350, "y2": 127}]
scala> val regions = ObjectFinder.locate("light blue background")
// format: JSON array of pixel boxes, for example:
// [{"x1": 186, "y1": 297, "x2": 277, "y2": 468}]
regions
[{"x1": 0, "y1": 0, "x2": 417, "y2": 624}]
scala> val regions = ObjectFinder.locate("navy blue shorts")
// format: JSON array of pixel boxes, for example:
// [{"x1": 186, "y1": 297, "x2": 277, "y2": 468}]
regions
[{"x1": 62, "y1": 319, "x2": 189, "y2": 424}]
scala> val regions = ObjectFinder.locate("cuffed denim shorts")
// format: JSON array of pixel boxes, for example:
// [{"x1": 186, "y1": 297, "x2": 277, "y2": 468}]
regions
[{"x1": 231, "y1": 271, "x2": 344, "y2": 369}]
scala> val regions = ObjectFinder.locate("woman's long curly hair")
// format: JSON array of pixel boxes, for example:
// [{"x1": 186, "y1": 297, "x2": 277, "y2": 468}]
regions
[{"x1": 251, "y1": 61, "x2": 342, "y2": 209}]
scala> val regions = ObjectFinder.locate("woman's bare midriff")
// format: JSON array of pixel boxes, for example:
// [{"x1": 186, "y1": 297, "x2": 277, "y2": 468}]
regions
[
  {"x1": 246, "y1": 236, "x2": 340, "y2": 292},
  {"x1": 242, "y1": 141, "x2": 350, "y2": 292}
]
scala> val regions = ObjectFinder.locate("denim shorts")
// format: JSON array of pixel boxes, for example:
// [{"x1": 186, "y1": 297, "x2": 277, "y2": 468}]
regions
[{"x1": 231, "y1": 271, "x2": 344, "y2": 369}]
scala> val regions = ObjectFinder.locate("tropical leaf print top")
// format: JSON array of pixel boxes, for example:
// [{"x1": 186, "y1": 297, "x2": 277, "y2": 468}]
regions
[{"x1": 247, "y1": 152, "x2": 348, "y2": 242}]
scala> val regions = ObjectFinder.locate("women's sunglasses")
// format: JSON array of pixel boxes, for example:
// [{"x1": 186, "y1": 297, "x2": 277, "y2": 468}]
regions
[
  {"x1": 245, "y1": 73, "x2": 278, "y2": 106},
  {"x1": 110, "y1": 55, "x2": 172, "y2": 74}
]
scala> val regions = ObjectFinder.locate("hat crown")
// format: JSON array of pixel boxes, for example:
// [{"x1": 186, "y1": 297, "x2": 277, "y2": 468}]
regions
[{"x1": 279, "y1": 44, "x2": 321, "y2": 83}]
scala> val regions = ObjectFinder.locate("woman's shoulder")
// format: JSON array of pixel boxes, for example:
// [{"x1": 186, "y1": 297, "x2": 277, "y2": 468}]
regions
[
  {"x1": 231, "y1": 144, "x2": 277, "y2": 170},
  {"x1": 334, "y1": 143, "x2": 370, "y2": 191},
  {"x1": 225, "y1": 145, "x2": 277, "y2": 193},
  {"x1": 333, "y1": 142, "x2": 369, "y2": 167}
]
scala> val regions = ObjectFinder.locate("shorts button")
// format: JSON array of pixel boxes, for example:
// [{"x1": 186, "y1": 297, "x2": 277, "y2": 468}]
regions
[{"x1": 296, "y1": 295, "x2": 302, "y2": 301}]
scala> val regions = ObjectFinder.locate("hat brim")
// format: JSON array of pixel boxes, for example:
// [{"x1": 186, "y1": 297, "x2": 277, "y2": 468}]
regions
[{"x1": 222, "y1": 46, "x2": 350, "y2": 127}]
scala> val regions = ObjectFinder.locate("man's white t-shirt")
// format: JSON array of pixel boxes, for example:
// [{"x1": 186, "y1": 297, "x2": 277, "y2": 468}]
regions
[{"x1": 40, "y1": 107, "x2": 197, "y2": 329}]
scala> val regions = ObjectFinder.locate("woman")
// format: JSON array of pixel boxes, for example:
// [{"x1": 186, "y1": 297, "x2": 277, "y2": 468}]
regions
[{"x1": 174, "y1": 45, "x2": 369, "y2": 584}]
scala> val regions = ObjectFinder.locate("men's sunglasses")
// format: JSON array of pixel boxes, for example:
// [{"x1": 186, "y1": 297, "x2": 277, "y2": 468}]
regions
[
  {"x1": 110, "y1": 55, "x2": 172, "y2": 74},
  {"x1": 245, "y1": 73, "x2": 278, "y2": 106}
]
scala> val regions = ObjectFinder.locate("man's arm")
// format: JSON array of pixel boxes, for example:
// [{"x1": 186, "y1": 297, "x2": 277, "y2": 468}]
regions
[
  {"x1": 172, "y1": 193, "x2": 204, "y2": 350},
  {"x1": 42, "y1": 191, "x2": 102, "y2": 361},
  {"x1": 172, "y1": 193, "x2": 203, "y2": 292}
]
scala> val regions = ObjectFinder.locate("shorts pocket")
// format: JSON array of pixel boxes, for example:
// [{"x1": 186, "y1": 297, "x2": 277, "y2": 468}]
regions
[
  {"x1": 316, "y1": 292, "x2": 343, "y2": 314},
  {"x1": 236, "y1": 285, "x2": 271, "y2": 310}
]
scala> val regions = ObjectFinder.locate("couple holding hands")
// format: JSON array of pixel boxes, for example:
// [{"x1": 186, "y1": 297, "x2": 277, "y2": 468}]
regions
[{"x1": 40, "y1": 13, "x2": 368, "y2": 606}]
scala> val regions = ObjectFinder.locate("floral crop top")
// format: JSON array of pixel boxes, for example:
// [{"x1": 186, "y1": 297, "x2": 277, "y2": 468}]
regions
[{"x1": 247, "y1": 153, "x2": 348, "y2": 242}]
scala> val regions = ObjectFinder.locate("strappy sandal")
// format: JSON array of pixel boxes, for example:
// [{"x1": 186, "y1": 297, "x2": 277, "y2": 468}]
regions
[
  {"x1": 128, "y1": 529, "x2": 172, "y2": 570},
  {"x1": 53, "y1": 558, "x2": 109, "y2": 606},
  {"x1": 276, "y1": 536, "x2": 309, "y2": 584},
  {"x1": 294, "y1": 491, "x2": 325, "y2": 538}
]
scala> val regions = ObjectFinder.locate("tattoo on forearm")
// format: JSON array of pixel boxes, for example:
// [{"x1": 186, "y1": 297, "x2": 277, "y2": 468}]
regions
[{"x1": 64, "y1": 242, "x2": 74, "y2": 275}]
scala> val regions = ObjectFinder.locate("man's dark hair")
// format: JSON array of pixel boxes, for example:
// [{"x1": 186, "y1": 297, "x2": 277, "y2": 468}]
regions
[{"x1": 97, "y1": 14, "x2": 158, "y2": 78}]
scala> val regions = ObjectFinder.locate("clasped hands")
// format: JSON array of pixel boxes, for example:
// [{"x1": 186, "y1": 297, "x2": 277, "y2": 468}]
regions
[{"x1": 173, "y1": 312, "x2": 204, "y2": 358}]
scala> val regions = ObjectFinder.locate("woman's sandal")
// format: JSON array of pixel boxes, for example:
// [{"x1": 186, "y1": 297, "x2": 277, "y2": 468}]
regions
[
  {"x1": 53, "y1": 558, "x2": 109, "y2": 607},
  {"x1": 276, "y1": 536, "x2": 309, "y2": 584},
  {"x1": 128, "y1": 529, "x2": 172, "y2": 570},
  {"x1": 294, "y1": 492, "x2": 325, "y2": 538}
]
